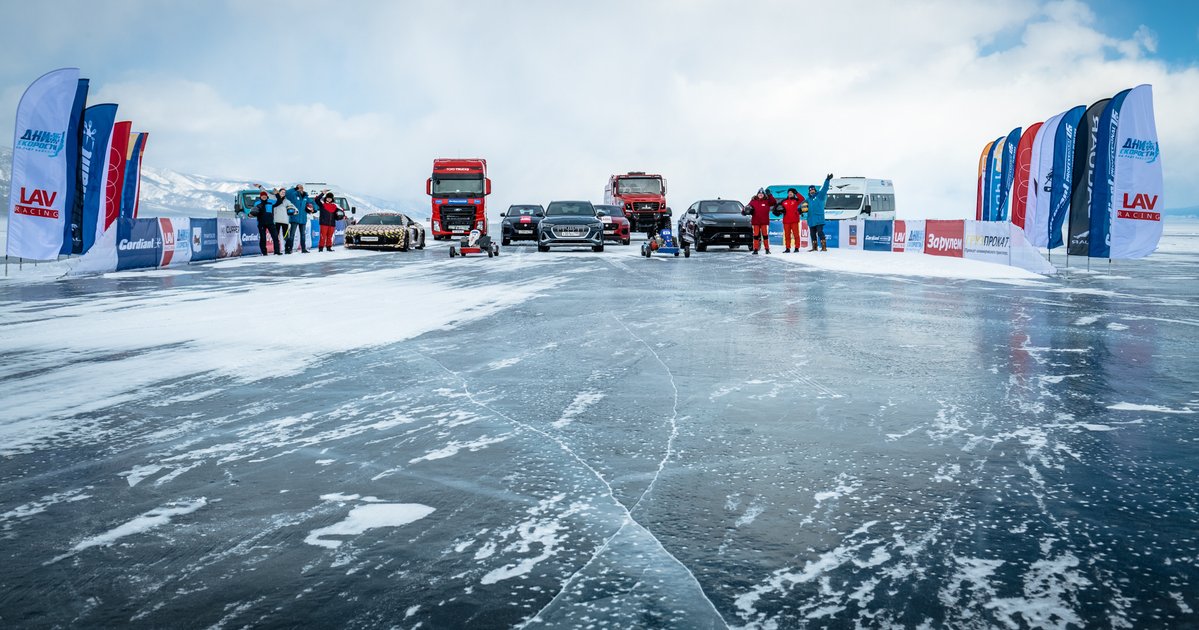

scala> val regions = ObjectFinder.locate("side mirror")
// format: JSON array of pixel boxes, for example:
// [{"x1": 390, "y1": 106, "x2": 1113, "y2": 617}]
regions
[
  {"x1": 351, "y1": 207, "x2": 357, "y2": 215},
  {"x1": 426, "y1": 179, "x2": 432, "y2": 195},
  {"x1": 662, "y1": 178, "x2": 667, "y2": 195},
  {"x1": 863, "y1": 205, "x2": 872, "y2": 215},
  {"x1": 666, "y1": 207, "x2": 672, "y2": 216},
  {"x1": 485, "y1": 178, "x2": 492, "y2": 195},
  {"x1": 596, "y1": 209, "x2": 606, "y2": 217},
  {"x1": 535, "y1": 210, "x2": 545, "y2": 217}
]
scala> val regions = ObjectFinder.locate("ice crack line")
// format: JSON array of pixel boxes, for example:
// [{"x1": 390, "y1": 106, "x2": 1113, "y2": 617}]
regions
[
  {"x1": 417, "y1": 351, "x2": 725, "y2": 628},
  {"x1": 618, "y1": 319, "x2": 680, "y2": 513}
]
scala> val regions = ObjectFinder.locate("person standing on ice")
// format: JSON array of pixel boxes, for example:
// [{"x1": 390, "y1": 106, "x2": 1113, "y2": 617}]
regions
[
  {"x1": 743, "y1": 188, "x2": 777, "y2": 255},
  {"x1": 317, "y1": 191, "x2": 340, "y2": 252},
  {"x1": 806, "y1": 174, "x2": 833, "y2": 252},
  {"x1": 778, "y1": 188, "x2": 806, "y2": 253},
  {"x1": 284, "y1": 184, "x2": 312, "y2": 254},
  {"x1": 272, "y1": 189, "x2": 294, "y2": 254},
  {"x1": 251, "y1": 186, "x2": 283, "y2": 256}
]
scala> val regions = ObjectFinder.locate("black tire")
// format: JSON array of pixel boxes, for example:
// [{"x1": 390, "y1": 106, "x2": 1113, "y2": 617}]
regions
[
  {"x1": 684, "y1": 247, "x2": 691, "y2": 258},
  {"x1": 449, "y1": 247, "x2": 457, "y2": 257},
  {"x1": 730, "y1": 245, "x2": 740, "y2": 250},
  {"x1": 538, "y1": 244, "x2": 550, "y2": 253},
  {"x1": 622, "y1": 238, "x2": 630, "y2": 246},
  {"x1": 418, "y1": 234, "x2": 425, "y2": 250},
  {"x1": 696, "y1": 238, "x2": 707, "y2": 252},
  {"x1": 502, "y1": 237, "x2": 510, "y2": 246},
  {"x1": 494, "y1": 245, "x2": 500, "y2": 257},
  {"x1": 487, "y1": 248, "x2": 493, "y2": 258},
  {"x1": 593, "y1": 243, "x2": 604, "y2": 253}
]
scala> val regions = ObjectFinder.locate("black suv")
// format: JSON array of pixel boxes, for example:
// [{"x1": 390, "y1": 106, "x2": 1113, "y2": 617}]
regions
[
  {"x1": 500, "y1": 204, "x2": 545, "y2": 245},
  {"x1": 537, "y1": 201, "x2": 605, "y2": 252},
  {"x1": 677, "y1": 199, "x2": 753, "y2": 251}
]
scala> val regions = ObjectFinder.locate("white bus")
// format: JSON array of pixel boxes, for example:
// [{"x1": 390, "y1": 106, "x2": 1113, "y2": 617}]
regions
[{"x1": 823, "y1": 178, "x2": 897, "y2": 221}]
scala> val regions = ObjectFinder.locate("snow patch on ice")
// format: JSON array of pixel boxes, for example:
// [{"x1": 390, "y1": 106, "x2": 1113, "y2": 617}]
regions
[
  {"x1": 119, "y1": 464, "x2": 164, "y2": 487},
  {"x1": 984, "y1": 552, "x2": 1089, "y2": 629},
  {"x1": 305, "y1": 503, "x2": 435, "y2": 549},
  {"x1": 1073, "y1": 315, "x2": 1102, "y2": 326},
  {"x1": 479, "y1": 494, "x2": 584, "y2": 585},
  {"x1": 485, "y1": 356, "x2": 523, "y2": 371},
  {"x1": 408, "y1": 435, "x2": 510, "y2": 463},
  {"x1": 50, "y1": 498, "x2": 207, "y2": 563},
  {"x1": 0, "y1": 488, "x2": 91, "y2": 526},
  {"x1": 551, "y1": 390, "x2": 605, "y2": 429},
  {"x1": 1107, "y1": 402, "x2": 1194, "y2": 414},
  {"x1": 1106, "y1": 322, "x2": 1129, "y2": 331}
]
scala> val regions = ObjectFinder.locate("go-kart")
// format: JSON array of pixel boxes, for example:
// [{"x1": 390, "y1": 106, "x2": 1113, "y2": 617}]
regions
[
  {"x1": 641, "y1": 227, "x2": 690, "y2": 258},
  {"x1": 450, "y1": 229, "x2": 500, "y2": 258}
]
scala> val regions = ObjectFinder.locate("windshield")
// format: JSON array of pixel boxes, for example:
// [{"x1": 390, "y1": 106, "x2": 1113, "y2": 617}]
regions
[
  {"x1": 239, "y1": 192, "x2": 262, "y2": 210},
  {"x1": 616, "y1": 177, "x2": 663, "y2": 195},
  {"x1": 357, "y1": 214, "x2": 404, "y2": 225},
  {"x1": 698, "y1": 200, "x2": 743, "y2": 214},
  {"x1": 546, "y1": 202, "x2": 595, "y2": 216},
  {"x1": 507, "y1": 206, "x2": 543, "y2": 216},
  {"x1": 431, "y1": 175, "x2": 484, "y2": 197},
  {"x1": 594, "y1": 205, "x2": 624, "y2": 217},
  {"x1": 826, "y1": 193, "x2": 864, "y2": 210}
]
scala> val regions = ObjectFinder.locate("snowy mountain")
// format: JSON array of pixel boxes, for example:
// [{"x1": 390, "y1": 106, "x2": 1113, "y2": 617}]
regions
[{"x1": 0, "y1": 145, "x2": 398, "y2": 221}]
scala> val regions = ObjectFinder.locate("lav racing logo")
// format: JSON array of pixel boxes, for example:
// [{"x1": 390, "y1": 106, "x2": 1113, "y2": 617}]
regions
[
  {"x1": 1118, "y1": 138, "x2": 1159, "y2": 164},
  {"x1": 17, "y1": 128, "x2": 66, "y2": 157}
]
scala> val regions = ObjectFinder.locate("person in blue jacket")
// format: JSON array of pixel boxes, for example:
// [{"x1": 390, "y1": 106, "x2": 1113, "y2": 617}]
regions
[
  {"x1": 284, "y1": 183, "x2": 312, "y2": 254},
  {"x1": 806, "y1": 173, "x2": 833, "y2": 252},
  {"x1": 250, "y1": 186, "x2": 283, "y2": 256}
]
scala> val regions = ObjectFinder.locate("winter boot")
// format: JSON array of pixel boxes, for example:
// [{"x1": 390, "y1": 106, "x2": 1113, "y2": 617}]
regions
[
  {"x1": 784, "y1": 248, "x2": 791, "y2": 253},
  {"x1": 820, "y1": 238, "x2": 828, "y2": 252}
]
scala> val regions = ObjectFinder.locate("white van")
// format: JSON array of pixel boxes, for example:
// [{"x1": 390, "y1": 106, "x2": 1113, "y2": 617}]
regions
[{"x1": 823, "y1": 178, "x2": 897, "y2": 220}]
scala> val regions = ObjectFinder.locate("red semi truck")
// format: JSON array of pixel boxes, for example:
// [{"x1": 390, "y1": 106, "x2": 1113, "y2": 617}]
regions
[
  {"x1": 605, "y1": 171, "x2": 669, "y2": 234},
  {"x1": 428, "y1": 158, "x2": 491, "y2": 240}
]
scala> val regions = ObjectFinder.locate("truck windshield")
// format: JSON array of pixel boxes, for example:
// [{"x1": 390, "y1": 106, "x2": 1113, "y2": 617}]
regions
[
  {"x1": 616, "y1": 178, "x2": 663, "y2": 195},
  {"x1": 826, "y1": 193, "x2": 863, "y2": 210},
  {"x1": 432, "y1": 176, "x2": 484, "y2": 197}
]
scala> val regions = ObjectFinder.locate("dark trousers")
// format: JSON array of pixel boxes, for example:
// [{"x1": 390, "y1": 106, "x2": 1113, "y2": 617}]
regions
[
  {"x1": 258, "y1": 224, "x2": 281, "y2": 255},
  {"x1": 286, "y1": 222, "x2": 307, "y2": 252},
  {"x1": 809, "y1": 223, "x2": 826, "y2": 247}
]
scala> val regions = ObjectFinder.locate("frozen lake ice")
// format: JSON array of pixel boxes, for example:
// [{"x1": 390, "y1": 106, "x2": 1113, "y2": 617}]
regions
[{"x1": 1, "y1": 224, "x2": 1197, "y2": 628}]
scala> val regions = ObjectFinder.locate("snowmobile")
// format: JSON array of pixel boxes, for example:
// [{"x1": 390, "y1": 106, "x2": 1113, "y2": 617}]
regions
[
  {"x1": 641, "y1": 227, "x2": 689, "y2": 258},
  {"x1": 449, "y1": 229, "x2": 500, "y2": 258}
]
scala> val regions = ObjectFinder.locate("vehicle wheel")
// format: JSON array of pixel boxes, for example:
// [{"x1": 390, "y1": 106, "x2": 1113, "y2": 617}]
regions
[
  {"x1": 502, "y1": 236, "x2": 510, "y2": 246},
  {"x1": 729, "y1": 245, "x2": 740, "y2": 250},
  {"x1": 593, "y1": 243, "x2": 604, "y2": 253},
  {"x1": 674, "y1": 249, "x2": 680, "y2": 257},
  {"x1": 449, "y1": 247, "x2": 457, "y2": 257},
  {"x1": 696, "y1": 239, "x2": 707, "y2": 252},
  {"x1": 622, "y1": 238, "x2": 630, "y2": 246},
  {"x1": 684, "y1": 246, "x2": 691, "y2": 258},
  {"x1": 418, "y1": 234, "x2": 425, "y2": 250},
  {"x1": 538, "y1": 244, "x2": 550, "y2": 253},
  {"x1": 494, "y1": 245, "x2": 500, "y2": 257},
  {"x1": 487, "y1": 247, "x2": 493, "y2": 258}
]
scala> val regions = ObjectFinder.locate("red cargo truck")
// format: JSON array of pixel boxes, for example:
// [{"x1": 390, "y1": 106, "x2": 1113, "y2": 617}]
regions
[
  {"x1": 428, "y1": 158, "x2": 491, "y2": 240},
  {"x1": 605, "y1": 171, "x2": 669, "y2": 234}
]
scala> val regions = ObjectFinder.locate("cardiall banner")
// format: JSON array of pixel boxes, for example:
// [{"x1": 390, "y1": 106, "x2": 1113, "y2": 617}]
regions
[
  {"x1": 5, "y1": 68, "x2": 81, "y2": 260},
  {"x1": 1109, "y1": 85, "x2": 1163, "y2": 259}
]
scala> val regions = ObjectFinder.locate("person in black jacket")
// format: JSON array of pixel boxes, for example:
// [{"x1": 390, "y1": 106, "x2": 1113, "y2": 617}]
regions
[
  {"x1": 251, "y1": 186, "x2": 283, "y2": 255},
  {"x1": 317, "y1": 190, "x2": 341, "y2": 252}
]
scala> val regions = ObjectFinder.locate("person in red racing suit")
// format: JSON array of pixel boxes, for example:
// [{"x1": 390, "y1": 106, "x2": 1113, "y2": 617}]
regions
[
  {"x1": 743, "y1": 188, "x2": 777, "y2": 255},
  {"x1": 778, "y1": 188, "x2": 806, "y2": 252}
]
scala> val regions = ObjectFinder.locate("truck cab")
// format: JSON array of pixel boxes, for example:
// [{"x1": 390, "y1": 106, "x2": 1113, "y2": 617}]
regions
[
  {"x1": 605, "y1": 171, "x2": 669, "y2": 234},
  {"x1": 824, "y1": 178, "x2": 897, "y2": 221},
  {"x1": 428, "y1": 158, "x2": 491, "y2": 240}
]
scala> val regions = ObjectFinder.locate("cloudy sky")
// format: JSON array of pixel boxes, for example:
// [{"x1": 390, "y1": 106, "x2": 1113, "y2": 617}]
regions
[{"x1": 2, "y1": 0, "x2": 1196, "y2": 217}]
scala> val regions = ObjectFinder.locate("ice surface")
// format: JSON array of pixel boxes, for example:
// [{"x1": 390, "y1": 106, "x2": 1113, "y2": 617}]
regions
[{"x1": 304, "y1": 502, "x2": 435, "y2": 549}]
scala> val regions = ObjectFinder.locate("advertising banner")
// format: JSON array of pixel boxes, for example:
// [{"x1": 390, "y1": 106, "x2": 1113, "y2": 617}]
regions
[
  {"x1": 1088, "y1": 89, "x2": 1131, "y2": 258},
  {"x1": 61, "y1": 78, "x2": 89, "y2": 256},
  {"x1": 963, "y1": 220, "x2": 1011, "y2": 266},
  {"x1": 799, "y1": 220, "x2": 810, "y2": 250},
  {"x1": 1109, "y1": 84, "x2": 1164, "y2": 259},
  {"x1": 863, "y1": 220, "x2": 893, "y2": 251},
  {"x1": 1028, "y1": 112, "x2": 1062, "y2": 247},
  {"x1": 120, "y1": 132, "x2": 148, "y2": 219},
  {"x1": 996, "y1": 127, "x2": 1021, "y2": 221},
  {"x1": 891, "y1": 220, "x2": 907, "y2": 252},
  {"x1": 1010, "y1": 122, "x2": 1042, "y2": 229},
  {"x1": 334, "y1": 220, "x2": 347, "y2": 246},
  {"x1": 1009, "y1": 224, "x2": 1058, "y2": 275},
  {"x1": 157, "y1": 217, "x2": 192, "y2": 267},
  {"x1": 80, "y1": 103, "x2": 117, "y2": 254},
  {"x1": 68, "y1": 224, "x2": 118, "y2": 275},
  {"x1": 924, "y1": 220, "x2": 964, "y2": 258},
  {"x1": 976, "y1": 141, "x2": 995, "y2": 220},
  {"x1": 1068, "y1": 98, "x2": 1110, "y2": 256},
  {"x1": 5, "y1": 68, "x2": 81, "y2": 260},
  {"x1": 218, "y1": 218, "x2": 241, "y2": 258},
  {"x1": 1048, "y1": 105, "x2": 1085, "y2": 249},
  {"x1": 838, "y1": 220, "x2": 863, "y2": 250},
  {"x1": 188, "y1": 218, "x2": 219, "y2": 261},
  {"x1": 308, "y1": 217, "x2": 320, "y2": 250},
  {"x1": 902, "y1": 219, "x2": 925, "y2": 254},
  {"x1": 240, "y1": 218, "x2": 261, "y2": 256},
  {"x1": 115, "y1": 217, "x2": 161, "y2": 271},
  {"x1": 983, "y1": 138, "x2": 1003, "y2": 221},
  {"x1": 104, "y1": 121, "x2": 131, "y2": 231}
]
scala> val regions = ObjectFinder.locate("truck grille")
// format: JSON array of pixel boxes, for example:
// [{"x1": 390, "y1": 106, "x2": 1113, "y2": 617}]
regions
[
  {"x1": 633, "y1": 202, "x2": 661, "y2": 212},
  {"x1": 441, "y1": 209, "x2": 474, "y2": 231}
]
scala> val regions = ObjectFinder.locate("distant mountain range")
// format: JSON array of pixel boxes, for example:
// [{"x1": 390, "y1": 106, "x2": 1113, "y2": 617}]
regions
[{"x1": 0, "y1": 146, "x2": 399, "y2": 221}]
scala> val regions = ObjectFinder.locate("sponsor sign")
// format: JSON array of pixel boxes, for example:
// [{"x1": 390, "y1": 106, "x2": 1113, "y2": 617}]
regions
[
  {"x1": 115, "y1": 217, "x2": 162, "y2": 271},
  {"x1": 892, "y1": 220, "x2": 907, "y2": 252},
  {"x1": 334, "y1": 220, "x2": 347, "y2": 246},
  {"x1": 1067, "y1": 98, "x2": 1110, "y2": 255},
  {"x1": 104, "y1": 121, "x2": 131, "y2": 231},
  {"x1": 924, "y1": 220, "x2": 964, "y2": 258},
  {"x1": 6, "y1": 68, "x2": 81, "y2": 260},
  {"x1": 863, "y1": 220, "x2": 893, "y2": 252},
  {"x1": 1010, "y1": 122, "x2": 1042, "y2": 229},
  {"x1": 121, "y1": 132, "x2": 148, "y2": 219},
  {"x1": 80, "y1": 103, "x2": 118, "y2": 253},
  {"x1": 903, "y1": 219, "x2": 925, "y2": 254},
  {"x1": 1028, "y1": 111, "x2": 1063, "y2": 247},
  {"x1": 840, "y1": 220, "x2": 863, "y2": 250},
  {"x1": 799, "y1": 220, "x2": 810, "y2": 250},
  {"x1": 61, "y1": 78, "x2": 89, "y2": 256},
  {"x1": 157, "y1": 218, "x2": 192, "y2": 267},
  {"x1": 997, "y1": 126, "x2": 1021, "y2": 222},
  {"x1": 190, "y1": 218, "x2": 220, "y2": 261},
  {"x1": 1048, "y1": 105, "x2": 1085, "y2": 249},
  {"x1": 963, "y1": 220, "x2": 1011, "y2": 265},
  {"x1": 824, "y1": 220, "x2": 840, "y2": 248},
  {"x1": 239, "y1": 218, "x2": 261, "y2": 256},
  {"x1": 1109, "y1": 84, "x2": 1163, "y2": 259},
  {"x1": 217, "y1": 218, "x2": 241, "y2": 258}
]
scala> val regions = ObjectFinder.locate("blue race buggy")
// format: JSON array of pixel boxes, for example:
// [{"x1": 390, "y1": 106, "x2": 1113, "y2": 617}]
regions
[{"x1": 641, "y1": 227, "x2": 690, "y2": 258}]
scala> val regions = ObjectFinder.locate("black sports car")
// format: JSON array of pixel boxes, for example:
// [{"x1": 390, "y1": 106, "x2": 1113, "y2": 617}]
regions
[
  {"x1": 500, "y1": 204, "x2": 545, "y2": 245},
  {"x1": 537, "y1": 201, "x2": 604, "y2": 252},
  {"x1": 677, "y1": 199, "x2": 752, "y2": 251},
  {"x1": 344, "y1": 212, "x2": 426, "y2": 251}
]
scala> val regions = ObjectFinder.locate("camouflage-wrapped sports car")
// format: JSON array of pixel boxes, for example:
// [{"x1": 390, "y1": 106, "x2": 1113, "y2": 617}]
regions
[{"x1": 344, "y1": 212, "x2": 427, "y2": 251}]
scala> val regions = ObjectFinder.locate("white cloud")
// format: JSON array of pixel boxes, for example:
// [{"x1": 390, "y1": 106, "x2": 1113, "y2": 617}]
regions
[{"x1": 3, "y1": 0, "x2": 1196, "y2": 217}]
